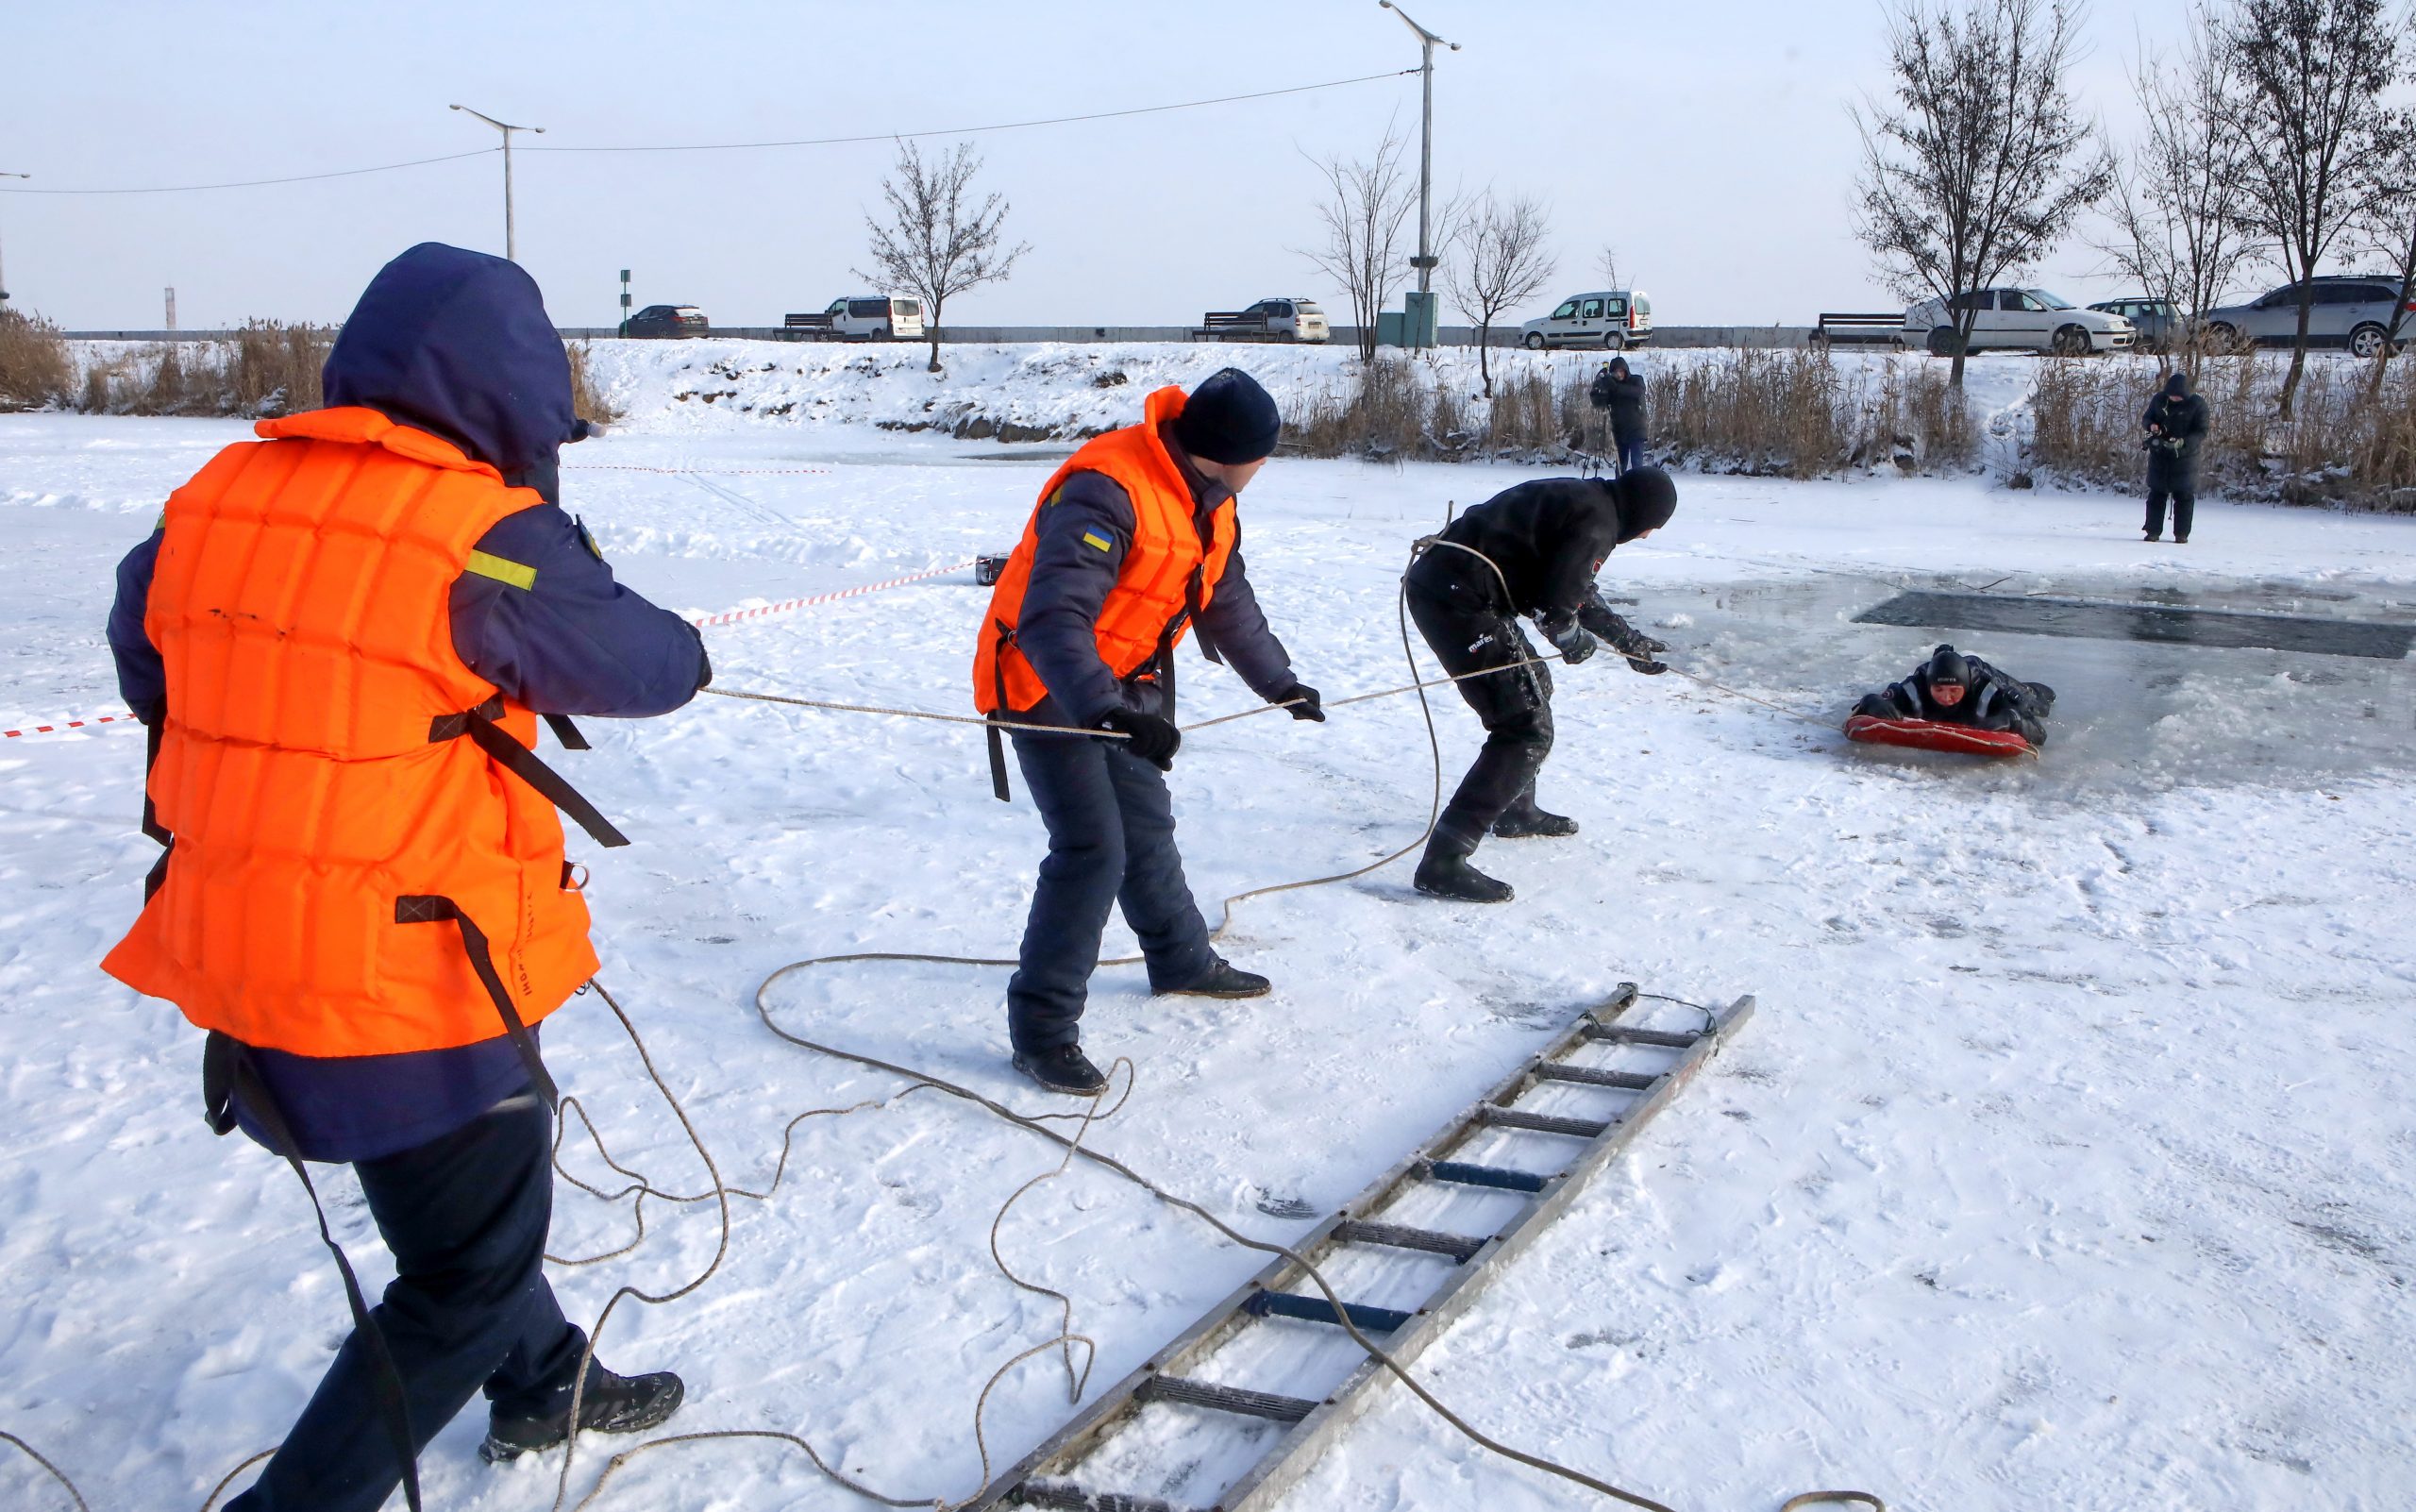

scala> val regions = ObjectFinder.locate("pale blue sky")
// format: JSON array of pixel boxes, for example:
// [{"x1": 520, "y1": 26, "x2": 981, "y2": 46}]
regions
[{"x1": 3, "y1": 0, "x2": 2230, "y2": 330}]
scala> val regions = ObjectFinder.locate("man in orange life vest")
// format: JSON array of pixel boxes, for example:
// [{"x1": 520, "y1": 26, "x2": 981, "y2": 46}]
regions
[
  {"x1": 102, "y1": 244, "x2": 707, "y2": 1511},
  {"x1": 976, "y1": 369, "x2": 1322, "y2": 1096}
]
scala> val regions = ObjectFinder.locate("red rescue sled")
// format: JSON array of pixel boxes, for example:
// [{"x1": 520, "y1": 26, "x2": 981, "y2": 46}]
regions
[{"x1": 1844, "y1": 714, "x2": 2035, "y2": 759}]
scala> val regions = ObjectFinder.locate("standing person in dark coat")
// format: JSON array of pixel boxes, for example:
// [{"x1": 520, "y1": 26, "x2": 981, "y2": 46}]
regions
[
  {"x1": 1854, "y1": 645, "x2": 2055, "y2": 747},
  {"x1": 104, "y1": 244, "x2": 707, "y2": 1512},
  {"x1": 2142, "y1": 369, "x2": 2209, "y2": 543},
  {"x1": 1403, "y1": 468, "x2": 1678, "y2": 903},
  {"x1": 1597, "y1": 355, "x2": 1649, "y2": 475},
  {"x1": 972, "y1": 369, "x2": 1323, "y2": 1095}
]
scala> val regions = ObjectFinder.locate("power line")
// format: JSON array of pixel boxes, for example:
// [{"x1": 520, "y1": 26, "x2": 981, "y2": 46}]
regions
[
  {"x1": 0, "y1": 146, "x2": 498, "y2": 197},
  {"x1": 0, "y1": 69, "x2": 1410, "y2": 199},
  {"x1": 521, "y1": 69, "x2": 1417, "y2": 154}
]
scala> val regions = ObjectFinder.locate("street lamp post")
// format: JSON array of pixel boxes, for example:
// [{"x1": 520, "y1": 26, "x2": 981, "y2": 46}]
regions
[
  {"x1": 0, "y1": 172, "x2": 29, "y2": 312},
  {"x1": 1379, "y1": 2, "x2": 1457, "y2": 347},
  {"x1": 449, "y1": 105, "x2": 545, "y2": 261}
]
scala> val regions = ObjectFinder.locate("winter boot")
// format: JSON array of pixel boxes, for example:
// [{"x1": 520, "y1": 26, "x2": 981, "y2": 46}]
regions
[
  {"x1": 1491, "y1": 798, "x2": 1579, "y2": 839},
  {"x1": 2143, "y1": 530, "x2": 2161, "y2": 543},
  {"x1": 1414, "y1": 836, "x2": 1515, "y2": 903},
  {"x1": 1012, "y1": 1043, "x2": 1108, "y2": 1096},
  {"x1": 2023, "y1": 681, "x2": 2056, "y2": 712},
  {"x1": 480, "y1": 1363, "x2": 685, "y2": 1464},
  {"x1": 1160, "y1": 956, "x2": 1272, "y2": 1000}
]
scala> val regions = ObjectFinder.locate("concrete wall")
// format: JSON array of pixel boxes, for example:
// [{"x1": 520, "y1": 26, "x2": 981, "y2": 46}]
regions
[{"x1": 73, "y1": 324, "x2": 1820, "y2": 349}]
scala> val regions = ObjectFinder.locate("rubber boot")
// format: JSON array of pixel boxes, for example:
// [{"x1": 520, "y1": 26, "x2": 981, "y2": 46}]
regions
[
  {"x1": 1491, "y1": 794, "x2": 1579, "y2": 839},
  {"x1": 1414, "y1": 834, "x2": 1515, "y2": 903},
  {"x1": 481, "y1": 1362, "x2": 685, "y2": 1463}
]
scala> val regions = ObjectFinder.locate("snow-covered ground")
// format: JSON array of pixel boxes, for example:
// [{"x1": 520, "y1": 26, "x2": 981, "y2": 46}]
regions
[{"x1": 3, "y1": 398, "x2": 2412, "y2": 1512}]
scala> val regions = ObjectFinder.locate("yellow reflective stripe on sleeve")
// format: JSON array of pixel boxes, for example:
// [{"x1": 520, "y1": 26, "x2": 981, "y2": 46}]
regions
[{"x1": 463, "y1": 549, "x2": 538, "y2": 591}]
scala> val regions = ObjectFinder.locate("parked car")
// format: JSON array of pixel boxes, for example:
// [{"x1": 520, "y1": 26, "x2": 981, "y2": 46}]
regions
[
  {"x1": 625, "y1": 304, "x2": 708, "y2": 339},
  {"x1": 782, "y1": 294, "x2": 926, "y2": 341},
  {"x1": 2090, "y1": 297, "x2": 2182, "y2": 349},
  {"x1": 1903, "y1": 288, "x2": 2131, "y2": 356},
  {"x1": 2198, "y1": 276, "x2": 2412, "y2": 358},
  {"x1": 1195, "y1": 298, "x2": 1330, "y2": 343},
  {"x1": 1520, "y1": 290, "x2": 1653, "y2": 349}
]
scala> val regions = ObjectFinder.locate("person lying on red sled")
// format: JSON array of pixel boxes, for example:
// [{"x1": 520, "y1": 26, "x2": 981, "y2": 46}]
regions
[{"x1": 1853, "y1": 644, "x2": 2055, "y2": 748}]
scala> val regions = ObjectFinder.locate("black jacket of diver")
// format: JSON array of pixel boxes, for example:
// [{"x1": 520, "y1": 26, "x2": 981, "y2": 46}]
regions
[
  {"x1": 1859, "y1": 652, "x2": 2050, "y2": 746},
  {"x1": 2142, "y1": 373, "x2": 2209, "y2": 496},
  {"x1": 1405, "y1": 476, "x2": 1664, "y2": 648}
]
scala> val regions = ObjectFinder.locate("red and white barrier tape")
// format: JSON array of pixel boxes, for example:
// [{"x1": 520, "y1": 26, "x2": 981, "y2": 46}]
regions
[
  {"x1": 688, "y1": 560, "x2": 975, "y2": 628},
  {"x1": 4, "y1": 712, "x2": 138, "y2": 740},
  {"x1": 565, "y1": 463, "x2": 834, "y2": 477},
  {"x1": 5, "y1": 563, "x2": 975, "y2": 742}
]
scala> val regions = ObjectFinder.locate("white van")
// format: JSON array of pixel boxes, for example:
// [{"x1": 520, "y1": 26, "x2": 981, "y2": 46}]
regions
[
  {"x1": 783, "y1": 295, "x2": 926, "y2": 341},
  {"x1": 1520, "y1": 290, "x2": 1653, "y2": 349}
]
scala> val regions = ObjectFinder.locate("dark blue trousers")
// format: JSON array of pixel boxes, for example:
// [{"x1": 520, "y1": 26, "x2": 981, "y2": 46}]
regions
[
  {"x1": 227, "y1": 1091, "x2": 585, "y2": 1512},
  {"x1": 1006, "y1": 729, "x2": 1216, "y2": 1052},
  {"x1": 1617, "y1": 438, "x2": 1646, "y2": 476}
]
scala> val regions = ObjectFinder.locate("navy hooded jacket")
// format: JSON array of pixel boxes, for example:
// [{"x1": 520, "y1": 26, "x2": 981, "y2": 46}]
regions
[{"x1": 107, "y1": 243, "x2": 708, "y2": 1163}]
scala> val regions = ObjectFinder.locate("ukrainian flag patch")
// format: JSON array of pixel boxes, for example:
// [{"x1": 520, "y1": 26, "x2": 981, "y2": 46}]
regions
[{"x1": 1081, "y1": 530, "x2": 1114, "y2": 553}]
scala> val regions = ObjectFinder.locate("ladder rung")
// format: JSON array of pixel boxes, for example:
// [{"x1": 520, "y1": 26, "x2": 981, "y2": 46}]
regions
[
  {"x1": 1424, "y1": 1160, "x2": 1552, "y2": 1193},
  {"x1": 1244, "y1": 1289, "x2": 1416, "y2": 1334},
  {"x1": 1015, "y1": 1483, "x2": 1201, "y2": 1512},
  {"x1": 1139, "y1": 1374, "x2": 1319, "y2": 1423},
  {"x1": 1479, "y1": 1106, "x2": 1612, "y2": 1138},
  {"x1": 1587, "y1": 1025, "x2": 1702, "y2": 1050},
  {"x1": 1534, "y1": 1063, "x2": 1661, "y2": 1091},
  {"x1": 1330, "y1": 1218, "x2": 1487, "y2": 1263}
]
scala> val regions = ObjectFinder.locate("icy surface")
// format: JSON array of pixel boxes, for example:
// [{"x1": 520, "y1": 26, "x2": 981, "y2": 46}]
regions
[{"x1": 2, "y1": 407, "x2": 2412, "y2": 1512}]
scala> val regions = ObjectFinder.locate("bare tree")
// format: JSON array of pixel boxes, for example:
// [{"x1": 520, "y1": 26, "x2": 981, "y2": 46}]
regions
[
  {"x1": 1595, "y1": 244, "x2": 1623, "y2": 291},
  {"x1": 1444, "y1": 192, "x2": 1557, "y2": 397},
  {"x1": 1852, "y1": 0, "x2": 2112, "y2": 386},
  {"x1": 855, "y1": 139, "x2": 1029, "y2": 374},
  {"x1": 1300, "y1": 126, "x2": 1417, "y2": 362},
  {"x1": 2219, "y1": 0, "x2": 2408, "y2": 415},
  {"x1": 2092, "y1": 10, "x2": 2261, "y2": 374},
  {"x1": 2348, "y1": 105, "x2": 2416, "y2": 392}
]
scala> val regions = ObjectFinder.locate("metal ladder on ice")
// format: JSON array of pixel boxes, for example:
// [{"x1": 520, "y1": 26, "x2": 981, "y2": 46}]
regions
[{"x1": 966, "y1": 981, "x2": 1756, "y2": 1512}]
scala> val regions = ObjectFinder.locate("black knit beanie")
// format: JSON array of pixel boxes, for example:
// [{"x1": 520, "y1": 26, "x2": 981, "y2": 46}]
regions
[
  {"x1": 1174, "y1": 368, "x2": 1283, "y2": 464},
  {"x1": 1611, "y1": 465, "x2": 1677, "y2": 543}
]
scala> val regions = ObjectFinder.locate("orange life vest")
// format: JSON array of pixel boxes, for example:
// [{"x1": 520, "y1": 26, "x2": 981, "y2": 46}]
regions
[
  {"x1": 973, "y1": 385, "x2": 1237, "y2": 716},
  {"x1": 100, "y1": 407, "x2": 602, "y2": 1059}
]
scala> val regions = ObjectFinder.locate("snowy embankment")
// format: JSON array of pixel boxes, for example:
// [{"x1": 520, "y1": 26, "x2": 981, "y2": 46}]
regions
[
  {"x1": 571, "y1": 335, "x2": 2042, "y2": 450},
  {"x1": 3, "y1": 395, "x2": 2414, "y2": 1512}
]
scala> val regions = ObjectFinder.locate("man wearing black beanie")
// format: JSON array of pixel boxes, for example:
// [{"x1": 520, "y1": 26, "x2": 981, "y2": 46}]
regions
[
  {"x1": 974, "y1": 368, "x2": 1323, "y2": 1094},
  {"x1": 1402, "y1": 468, "x2": 1679, "y2": 903}
]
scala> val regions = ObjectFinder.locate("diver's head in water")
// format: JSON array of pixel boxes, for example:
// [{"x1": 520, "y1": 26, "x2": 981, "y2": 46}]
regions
[{"x1": 1928, "y1": 645, "x2": 1971, "y2": 707}]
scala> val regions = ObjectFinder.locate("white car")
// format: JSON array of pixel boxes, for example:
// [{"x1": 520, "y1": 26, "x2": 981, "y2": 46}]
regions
[
  {"x1": 1520, "y1": 290, "x2": 1653, "y2": 349},
  {"x1": 782, "y1": 295, "x2": 926, "y2": 341},
  {"x1": 1903, "y1": 288, "x2": 2131, "y2": 356}
]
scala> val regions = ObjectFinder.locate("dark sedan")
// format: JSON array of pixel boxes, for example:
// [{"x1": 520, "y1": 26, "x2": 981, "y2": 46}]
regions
[{"x1": 624, "y1": 304, "x2": 708, "y2": 339}]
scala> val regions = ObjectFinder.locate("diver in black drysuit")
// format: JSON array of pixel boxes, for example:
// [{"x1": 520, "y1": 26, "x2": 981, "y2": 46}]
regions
[
  {"x1": 1854, "y1": 645, "x2": 2055, "y2": 748},
  {"x1": 1404, "y1": 468, "x2": 1680, "y2": 903}
]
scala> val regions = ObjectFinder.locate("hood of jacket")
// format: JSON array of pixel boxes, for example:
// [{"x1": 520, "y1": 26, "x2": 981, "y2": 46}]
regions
[{"x1": 322, "y1": 243, "x2": 576, "y2": 479}]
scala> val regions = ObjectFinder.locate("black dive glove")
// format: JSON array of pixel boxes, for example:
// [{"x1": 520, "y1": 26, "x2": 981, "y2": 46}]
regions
[
  {"x1": 1542, "y1": 617, "x2": 1599, "y2": 665},
  {"x1": 1270, "y1": 680, "x2": 1326, "y2": 722},
  {"x1": 1584, "y1": 606, "x2": 1669, "y2": 674},
  {"x1": 1096, "y1": 707, "x2": 1181, "y2": 769}
]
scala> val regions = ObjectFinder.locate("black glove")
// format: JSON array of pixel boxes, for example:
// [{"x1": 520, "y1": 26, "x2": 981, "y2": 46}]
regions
[
  {"x1": 1271, "y1": 680, "x2": 1325, "y2": 722},
  {"x1": 1542, "y1": 616, "x2": 1599, "y2": 665},
  {"x1": 1096, "y1": 706, "x2": 1181, "y2": 769}
]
